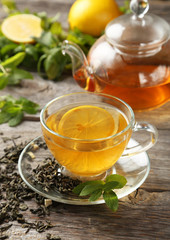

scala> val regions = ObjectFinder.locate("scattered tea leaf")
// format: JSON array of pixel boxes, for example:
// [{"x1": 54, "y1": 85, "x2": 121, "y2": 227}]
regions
[{"x1": 0, "y1": 140, "x2": 59, "y2": 236}]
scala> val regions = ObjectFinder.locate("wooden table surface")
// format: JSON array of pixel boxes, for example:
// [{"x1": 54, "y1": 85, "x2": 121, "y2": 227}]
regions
[{"x1": 0, "y1": 0, "x2": 170, "y2": 239}]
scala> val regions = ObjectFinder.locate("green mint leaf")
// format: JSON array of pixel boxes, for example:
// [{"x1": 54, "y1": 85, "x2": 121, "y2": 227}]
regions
[
  {"x1": 103, "y1": 190, "x2": 118, "y2": 212},
  {"x1": 2, "y1": 102, "x2": 21, "y2": 114},
  {"x1": 73, "y1": 180, "x2": 104, "y2": 195},
  {"x1": 17, "y1": 97, "x2": 39, "y2": 114},
  {"x1": 8, "y1": 68, "x2": 33, "y2": 85},
  {"x1": 0, "y1": 95, "x2": 39, "y2": 126},
  {"x1": 0, "y1": 43, "x2": 18, "y2": 56},
  {"x1": 35, "y1": 31, "x2": 54, "y2": 47},
  {"x1": 25, "y1": 44, "x2": 39, "y2": 61},
  {"x1": 103, "y1": 181, "x2": 122, "y2": 191},
  {"x1": 44, "y1": 47, "x2": 67, "y2": 80},
  {"x1": 37, "y1": 54, "x2": 47, "y2": 77},
  {"x1": 0, "y1": 95, "x2": 15, "y2": 103},
  {"x1": 72, "y1": 182, "x2": 88, "y2": 195},
  {"x1": 67, "y1": 28, "x2": 97, "y2": 54},
  {"x1": 73, "y1": 174, "x2": 127, "y2": 212},
  {"x1": 1, "y1": 0, "x2": 17, "y2": 14},
  {"x1": 0, "y1": 73, "x2": 8, "y2": 89},
  {"x1": 1, "y1": 52, "x2": 26, "y2": 68},
  {"x1": 50, "y1": 22, "x2": 62, "y2": 35},
  {"x1": 44, "y1": 48, "x2": 61, "y2": 80},
  {"x1": 105, "y1": 174, "x2": 127, "y2": 189},
  {"x1": 39, "y1": 12, "x2": 60, "y2": 31},
  {"x1": 0, "y1": 100, "x2": 6, "y2": 109},
  {"x1": 119, "y1": 0, "x2": 131, "y2": 14},
  {"x1": 80, "y1": 183, "x2": 103, "y2": 197},
  {"x1": 8, "y1": 111, "x2": 24, "y2": 127},
  {"x1": 88, "y1": 189, "x2": 103, "y2": 202},
  {"x1": 0, "y1": 111, "x2": 11, "y2": 124}
]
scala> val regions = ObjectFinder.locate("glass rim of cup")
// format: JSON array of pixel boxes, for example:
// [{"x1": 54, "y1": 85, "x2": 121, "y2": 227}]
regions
[{"x1": 40, "y1": 92, "x2": 135, "y2": 142}]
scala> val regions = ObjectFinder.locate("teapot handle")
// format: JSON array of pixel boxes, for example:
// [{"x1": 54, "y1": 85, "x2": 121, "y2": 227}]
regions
[
  {"x1": 62, "y1": 40, "x2": 89, "y2": 73},
  {"x1": 121, "y1": 121, "x2": 158, "y2": 158}
]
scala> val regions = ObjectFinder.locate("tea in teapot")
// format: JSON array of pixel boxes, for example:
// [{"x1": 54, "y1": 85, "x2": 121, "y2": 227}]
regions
[{"x1": 62, "y1": 0, "x2": 170, "y2": 111}]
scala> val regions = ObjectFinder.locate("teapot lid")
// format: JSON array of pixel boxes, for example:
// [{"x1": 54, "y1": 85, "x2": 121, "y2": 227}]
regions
[{"x1": 105, "y1": 0, "x2": 170, "y2": 56}]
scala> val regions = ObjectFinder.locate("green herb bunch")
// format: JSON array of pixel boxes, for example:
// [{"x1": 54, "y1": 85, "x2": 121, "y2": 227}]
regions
[
  {"x1": 0, "y1": 95, "x2": 39, "y2": 126},
  {"x1": 0, "y1": 0, "x2": 97, "y2": 90},
  {"x1": 73, "y1": 174, "x2": 127, "y2": 212}
]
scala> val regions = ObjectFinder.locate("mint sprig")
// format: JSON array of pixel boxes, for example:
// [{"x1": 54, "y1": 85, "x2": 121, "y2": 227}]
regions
[
  {"x1": 0, "y1": 95, "x2": 39, "y2": 126},
  {"x1": 0, "y1": 52, "x2": 33, "y2": 90},
  {"x1": 73, "y1": 174, "x2": 127, "y2": 212}
]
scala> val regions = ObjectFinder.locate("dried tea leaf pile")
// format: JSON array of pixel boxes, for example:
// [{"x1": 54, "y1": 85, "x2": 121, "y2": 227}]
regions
[{"x1": 0, "y1": 138, "x2": 80, "y2": 239}]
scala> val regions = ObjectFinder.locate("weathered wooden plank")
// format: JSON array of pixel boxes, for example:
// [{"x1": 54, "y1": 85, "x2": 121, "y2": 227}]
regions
[
  {"x1": 2, "y1": 189, "x2": 170, "y2": 240},
  {"x1": 0, "y1": 0, "x2": 170, "y2": 239}
]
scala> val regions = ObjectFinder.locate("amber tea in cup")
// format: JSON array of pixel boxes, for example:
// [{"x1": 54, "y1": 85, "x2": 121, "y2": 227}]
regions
[{"x1": 40, "y1": 92, "x2": 158, "y2": 179}]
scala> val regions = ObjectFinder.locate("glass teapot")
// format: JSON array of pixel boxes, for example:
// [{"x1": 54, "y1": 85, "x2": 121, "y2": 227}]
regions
[{"x1": 62, "y1": 0, "x2": 170, "y2": 111}]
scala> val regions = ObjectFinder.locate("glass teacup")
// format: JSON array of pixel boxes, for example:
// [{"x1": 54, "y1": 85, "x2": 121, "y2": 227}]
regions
[{"x1": 40, "y1": 92, "x2": 158, "y2": 180}]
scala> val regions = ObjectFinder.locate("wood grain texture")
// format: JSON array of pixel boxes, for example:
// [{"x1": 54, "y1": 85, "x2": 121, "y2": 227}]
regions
[{"x1": 0, "y1": 0, "x2": 170, "y2": 239}]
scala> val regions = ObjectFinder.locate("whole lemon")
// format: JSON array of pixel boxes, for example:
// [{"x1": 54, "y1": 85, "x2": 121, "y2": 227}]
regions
[{"x1": 68, "y1": 0, "x2": 122, "y2": 36}]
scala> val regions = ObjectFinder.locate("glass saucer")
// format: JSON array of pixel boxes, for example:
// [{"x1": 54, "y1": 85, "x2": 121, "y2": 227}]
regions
[{"x1": 18, "y1": 136, "x2": 150, "y2": 205}]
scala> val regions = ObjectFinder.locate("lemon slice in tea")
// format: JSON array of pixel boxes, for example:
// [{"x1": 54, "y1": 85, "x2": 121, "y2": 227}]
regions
[
  {"x1": 1, "y1": 14, "x2": 43, "y2": 43},
  {"x1": 58, "y1": 105, "x2": 119, "y2": 139}
]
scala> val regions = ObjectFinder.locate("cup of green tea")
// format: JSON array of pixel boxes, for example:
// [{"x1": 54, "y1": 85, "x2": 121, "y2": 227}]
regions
[{"x1": 40, "y1": 92, "x2": 158, "y2": 179}]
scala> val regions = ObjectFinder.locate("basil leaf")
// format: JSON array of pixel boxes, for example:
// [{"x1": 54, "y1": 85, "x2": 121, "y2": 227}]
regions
[{"x1": 103, "y1": 190, "x2": 118, "y2": 212}]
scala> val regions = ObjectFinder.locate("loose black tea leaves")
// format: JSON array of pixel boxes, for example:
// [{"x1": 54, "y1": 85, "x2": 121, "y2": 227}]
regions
[
  {"x1": 0, "y1": 138, "x2": 81, "y2": 238},
  {"x1": 31, "y1": 156, "x2": 81, "y2": 194},
  {"x1": 0, "y1": 140, "x2": 55, "y2": 237},
  {"x1": 46, "y1": 233, "x2": 61, "y2": 240}
]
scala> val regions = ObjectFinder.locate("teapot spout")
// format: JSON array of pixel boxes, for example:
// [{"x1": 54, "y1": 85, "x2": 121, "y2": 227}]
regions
[{"x1": 61, "y1": 40, "x2": 95, "y2": 91}]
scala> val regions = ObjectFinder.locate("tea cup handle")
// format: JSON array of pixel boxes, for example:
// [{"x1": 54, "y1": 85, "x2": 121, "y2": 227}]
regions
[{"x1": 121, "y1": 122, "x2": 158, "y2": 158}]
